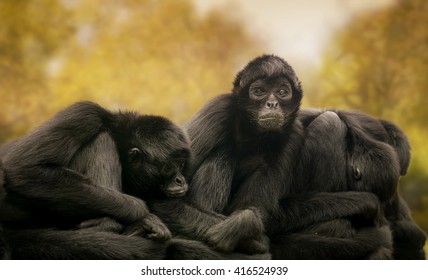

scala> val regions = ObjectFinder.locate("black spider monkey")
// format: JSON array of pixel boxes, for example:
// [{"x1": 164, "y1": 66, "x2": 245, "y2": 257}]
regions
[
  {"x1": 270, "y1": 109, "x2": 425, "y2": 259},
  {"x1": 0, "y1": 101, "x2": 182, "y2": 258}
]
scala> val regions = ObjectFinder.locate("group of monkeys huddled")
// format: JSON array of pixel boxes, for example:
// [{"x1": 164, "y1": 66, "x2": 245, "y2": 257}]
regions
[{"x1": 0, "y1": 55, "x2": 426, "y2": 259}]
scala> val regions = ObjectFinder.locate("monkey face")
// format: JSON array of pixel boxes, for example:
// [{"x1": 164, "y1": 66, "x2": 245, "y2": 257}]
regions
[
  {"x1": 126, "y1": 142, "x2": 190, "y2": 199},
  {"x1": 157, "y1": 160, "x2": 189, "y2": 198},
  {"x1": 233, "y1": 55, "x2": 302, "y2": 133},
  {"x1": 247, "y1": 77, "x2": 293, "y2": 131}
]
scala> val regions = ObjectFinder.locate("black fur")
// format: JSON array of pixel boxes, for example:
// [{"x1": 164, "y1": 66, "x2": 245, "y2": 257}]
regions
[
  {"x1": 123, "y1": 55, "x2": 307, "y2": 258},
  {"x1": 147, "y1": 200, "x2": 270, "y2": 259},
  {"x1": 182, "y1": 54, "x2": 305, "y2": 253},
  {"x1": 0, "y1": 101, "x2": 268, "y2": 259},
  {"x1": 0, "y1": 161, "x2": 10, "y2": 259},
  {"x1": 3, "y1": 228, "x2": 166, "y2": 260},
  {"x1": 186, "y1": 55, "x2": 389, "y2": 258},
  {"x1": 1, "y1": 55, "x2": 423, "y2": 259},
  {"x1": 182, "y1": 54, "x2": 424, "y2": 259},
  {"x1": 65, "y1": 107, "x2": 269, "y2": 259},
  {"x1": 0, "y1": 101, "x2": 184, "y2": 259},
  {"x1": 270, "y1": 109, "x2": 426, "y2": 259}
]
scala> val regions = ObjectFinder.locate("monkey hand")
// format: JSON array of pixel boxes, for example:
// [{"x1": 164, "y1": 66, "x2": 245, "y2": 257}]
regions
[
  {"x1": 235, "y1": 234, "x2": 270, "y2": 254},
  {"x1": 346, "y1": 192, "x2": 385, "y2": 228},
  {"x1": 205, "y1": 208, "x2": 265, "y2": 253},
  {"x1": 355, "y1": 225, "x2": 393, "y2": 259},
  {"x1": 123, "y1": 213, "x2": 172, "y2": 241},
  {"x1": 77, "y1": 217, "x2": 124, "y2": 233}
]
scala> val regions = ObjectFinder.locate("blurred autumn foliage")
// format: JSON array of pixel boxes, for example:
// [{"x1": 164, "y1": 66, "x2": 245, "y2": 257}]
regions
[
  {"x1": 0, "y1": 0, "x2": 427, "y2": 246},
  {"x1": 310, "y1": 0, "x2": 428, "y2": 237},
  {"x1": 0, "y1": 0, "x2": 260, "y2": 142}
]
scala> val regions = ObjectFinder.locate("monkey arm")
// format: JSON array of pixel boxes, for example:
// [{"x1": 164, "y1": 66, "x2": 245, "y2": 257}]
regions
[
  {"x1": 4, "y1": 165, "x2": 150, "y2": 225},
  {"x1": 271, "y1": 191, "x2": 384, "y2": 234},
  {"x1": 149, "y1": 198, "x2": 225, "y2": 241},
  {"x1": 1, "y1": 101, "x2": 150, "y2": 226}
]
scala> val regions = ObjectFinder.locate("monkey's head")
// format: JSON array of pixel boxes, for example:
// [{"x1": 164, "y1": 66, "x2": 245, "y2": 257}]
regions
[
  {"x1": 343, "y1": 112, "x2": 407, "y2": 202},
  {"x1": 233, "y1": 55, "x2": 303, "y2": 132},
  {"x1": 300, "y1": 110, "x2": 404, "y2": 203},
  {"x1": 115, "y1": 114, "x2": 190, "y2": 199}
]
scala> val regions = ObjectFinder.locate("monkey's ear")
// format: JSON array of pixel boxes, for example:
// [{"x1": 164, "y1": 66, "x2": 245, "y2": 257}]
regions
[{"x1": 128, "y1": 147, "x2": 142, "y2": 161}]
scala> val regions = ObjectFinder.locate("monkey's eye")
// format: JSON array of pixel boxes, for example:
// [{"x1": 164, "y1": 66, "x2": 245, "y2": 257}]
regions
[
  {"x1": 250, "y1": 87, "x2": 266, "y2": 97},
  {"x1": 278, "y1": 88, "x2": 290, "y2": 97},
  {"x1": 179, "y1": 162, "x2": 185, "y2": 171},
  {"x1": 353, "y1": 167, "x2": 362, "y2": 180},
  {"x1": 162, "y1": 163, "x2": 176, "y2": 176},
  {"x1": 277, "y1": 83, "x2": 292, "y2": 98},
  {"x1": 128, "y1": 148, "x2": 141, "y2": 161},
  {"x1": 254, "y1": 88, "x2": 264, "y2": 94}
]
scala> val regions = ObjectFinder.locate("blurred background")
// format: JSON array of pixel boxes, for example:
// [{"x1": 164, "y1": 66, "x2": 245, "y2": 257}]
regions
[{"x1": 0, "y1": 0, "x2": 426, "y2": 253}]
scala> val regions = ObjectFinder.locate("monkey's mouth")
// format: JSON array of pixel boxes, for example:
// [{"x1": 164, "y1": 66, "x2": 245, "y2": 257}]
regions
[
  {"x1": 167, "y1": 191, "x2": 186, "y2": 198},
  {"x1": 259, "y1": 113, "x2": 283, "y2": 121},
  {"x1": 166, "y1": 185, "x2": 188, "y2": 198},
  {"x1": 258, "y1": 113, "x2": 284, "y2": 129},
  {"x1": 260, "y1": 117, "x2": 278, "y2": 121}
]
